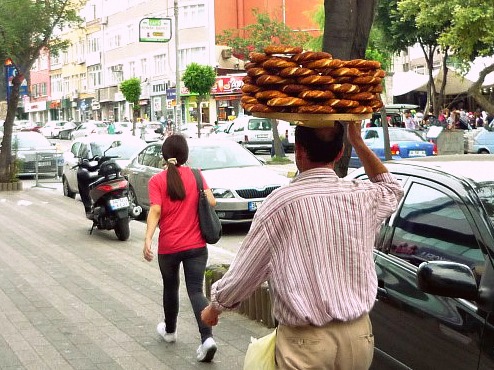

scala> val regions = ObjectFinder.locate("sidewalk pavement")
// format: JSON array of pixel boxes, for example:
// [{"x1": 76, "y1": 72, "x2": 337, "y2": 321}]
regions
[{"x1": 0, "y1": 183, "x2": 274, "y2": 370}]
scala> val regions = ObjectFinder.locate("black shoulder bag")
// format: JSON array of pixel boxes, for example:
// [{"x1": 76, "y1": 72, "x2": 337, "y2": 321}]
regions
[{"x1": 192, "y1": 168, "x2": 222, "y2": 244}]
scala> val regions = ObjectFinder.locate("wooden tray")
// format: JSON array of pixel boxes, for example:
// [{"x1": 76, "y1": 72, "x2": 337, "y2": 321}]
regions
[{"x1": 252, "y1": 112, "x2": 372, "y2": 127}]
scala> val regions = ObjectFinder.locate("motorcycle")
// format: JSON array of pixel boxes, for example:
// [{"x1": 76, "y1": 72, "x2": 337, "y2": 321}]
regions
[{"x1": 76, "y1": 150, "x2": 142, "y2": 241}]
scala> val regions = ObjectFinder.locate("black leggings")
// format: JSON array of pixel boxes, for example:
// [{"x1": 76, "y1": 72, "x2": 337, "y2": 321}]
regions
[{"x1": 158, "y1": 246, "x2": 212, "y2": 342}]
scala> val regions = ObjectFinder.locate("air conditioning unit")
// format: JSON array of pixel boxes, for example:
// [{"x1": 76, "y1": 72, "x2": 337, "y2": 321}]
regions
[{"x1": 221, "y1": 49, "x2": 232, "y2": 59}]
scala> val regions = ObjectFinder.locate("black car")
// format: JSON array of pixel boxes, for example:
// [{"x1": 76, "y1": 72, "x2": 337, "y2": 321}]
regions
[{"x1": 345, "y1": 155, "x2": 494, "y2": 370}]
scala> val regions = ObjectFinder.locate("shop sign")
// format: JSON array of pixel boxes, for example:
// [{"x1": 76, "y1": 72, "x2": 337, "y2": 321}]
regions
[
  {"x1": 91, "y1": 101, "x2": 100, "y2": 110},
  {"x1": 24, "y1": 100, "x2": 47, "y2": 112},
  {"x1": 139, "y1": 18, "x2": 172, "y2": 43},
  {"x1": 211, "y1": 76, "x2": 244, "y2": 95}
]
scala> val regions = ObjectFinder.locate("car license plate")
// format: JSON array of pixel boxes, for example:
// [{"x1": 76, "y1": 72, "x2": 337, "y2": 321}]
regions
[
  {"x1": 409, "y1": 150, "x2": 426, "y2": 156},
  {"x1": 38, "y1": 161, "x2": 51, "y2": 167},
  {"x1": 257, "y1": 134, "x2": 268, "y2": 139},
  {"x1": 248, "y1": 201, "x2": 263, "y2": 211},
  {"x1": 109, "y1": 197, "x2": 129, "y2": 210}
]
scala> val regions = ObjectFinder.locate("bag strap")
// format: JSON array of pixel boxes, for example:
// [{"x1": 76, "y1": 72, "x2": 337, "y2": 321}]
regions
[{"x1": 191, "y1": 168, "x2": 204, "y2": 192}]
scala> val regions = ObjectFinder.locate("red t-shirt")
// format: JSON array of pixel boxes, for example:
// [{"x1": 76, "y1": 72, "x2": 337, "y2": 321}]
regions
[{"x1": 148, "y1": 166, "x2": 208, "y2": 254}]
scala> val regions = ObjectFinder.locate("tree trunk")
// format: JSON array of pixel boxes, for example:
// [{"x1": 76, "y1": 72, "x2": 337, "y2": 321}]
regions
[
  {"x1": 0, "y1": 75, "x2": 22, "y2": 183},
  {"x1": 324, "y1": 0, "x2": 378, "y2": 177},
  {"x1": 197, "y1": 98, "x2": 203, "y2": 138},
  {"x1": 271, "y1": 119, "x2": 285, "y2": 158}
]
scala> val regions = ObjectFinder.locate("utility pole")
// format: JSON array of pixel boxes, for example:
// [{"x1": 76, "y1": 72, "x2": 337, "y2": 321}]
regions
[{"x1": 174, "y1": 0, "x2": 181, "y2": 132}]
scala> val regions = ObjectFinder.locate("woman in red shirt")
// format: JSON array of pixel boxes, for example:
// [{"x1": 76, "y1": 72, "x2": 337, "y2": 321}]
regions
[{"x1": 142, "y1": 134, "x2": 218, "y2": 362}]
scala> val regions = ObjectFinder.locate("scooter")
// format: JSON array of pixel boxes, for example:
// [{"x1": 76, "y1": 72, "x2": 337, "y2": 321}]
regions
[{"x1": 76, "y1": 151, "x2": 142, "y2": 241}]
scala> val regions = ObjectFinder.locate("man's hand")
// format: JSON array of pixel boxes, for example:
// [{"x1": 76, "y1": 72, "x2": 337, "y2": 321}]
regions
[{"x1": 201, "y1": 304, "x2": 220, "y2": 327}]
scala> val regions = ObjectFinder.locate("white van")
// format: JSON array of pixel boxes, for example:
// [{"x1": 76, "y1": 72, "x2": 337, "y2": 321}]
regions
[{"x1": 219, "y1": 116, "x2": 274, "y2": 153}]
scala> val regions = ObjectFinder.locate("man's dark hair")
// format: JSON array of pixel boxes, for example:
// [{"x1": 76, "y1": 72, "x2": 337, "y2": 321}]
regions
[{"x1": 295, "y1": 122, "x2": 344, "y2": 163}]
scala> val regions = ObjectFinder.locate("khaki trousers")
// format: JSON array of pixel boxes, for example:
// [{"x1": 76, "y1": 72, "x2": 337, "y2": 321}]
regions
[{"x1": 275, "y1": 314, "x2": 374, "y2": 370}]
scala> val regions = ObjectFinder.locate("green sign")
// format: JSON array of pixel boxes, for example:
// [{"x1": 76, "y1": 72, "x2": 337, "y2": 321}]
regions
[{"x1": 139, "y1": 18, "x2": 172, "y2": 43}]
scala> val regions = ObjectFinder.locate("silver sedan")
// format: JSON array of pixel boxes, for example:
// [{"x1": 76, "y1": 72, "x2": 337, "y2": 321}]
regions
[{"x1": 123, "y1": 138, "x2": 290, "y2": 223}]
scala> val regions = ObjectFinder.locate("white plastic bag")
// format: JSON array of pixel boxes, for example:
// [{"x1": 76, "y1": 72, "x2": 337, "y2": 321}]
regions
[{"x1": 243, "y1": 329, "x2": 277, "y2": 370}]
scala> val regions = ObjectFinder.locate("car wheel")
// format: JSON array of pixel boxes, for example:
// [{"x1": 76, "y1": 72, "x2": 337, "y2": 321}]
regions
[
  {"x1": 69, "y1": 133, "x2": 75, "y2": 140},
  {"x1": 128, "y1": 186, "x2": 146, "y2": 220},
  {"x1": 479, "y1": 149, "x2": 490, "y2": 154},
  {"x1": 62, "y1": 176, "x2": 76, "y2": 199}
]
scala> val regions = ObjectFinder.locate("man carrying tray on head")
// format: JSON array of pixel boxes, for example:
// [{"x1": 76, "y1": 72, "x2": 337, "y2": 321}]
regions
[{"x1": 202, "y1": 121, "x2": 403, "y2": 369}]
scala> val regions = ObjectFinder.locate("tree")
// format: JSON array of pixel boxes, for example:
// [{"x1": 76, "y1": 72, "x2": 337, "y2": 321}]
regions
[
  {"x1": 217, "y1": 9, "x2": 312, "y2": 158},
  {"x1": 398, "y1": 0, "x2": 494, "y2": 114},
  {"x1": 0, "y1": 0, "x2": 82, "y2": 183},
  {"x1": 119, "y1": 78, "x2": 142, "y2": 136},
  {"x1": 181, "y1": 63, "x2": 217, "y2": 138},
  {"x1": 323, "y1": 0, "x2": 379, "y2": 177}
]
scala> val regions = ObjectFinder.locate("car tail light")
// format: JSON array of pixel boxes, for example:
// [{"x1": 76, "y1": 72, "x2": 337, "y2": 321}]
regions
[
  {"x1": 96, "y1": 179, "x2": 128, "y2": 192},
  {"x1": 432, "y1": 142, "x2": 438, "y2": 155},
  {"x1": 244, "y1": 135, "x2": 249, "y2": 142},
  {"x1": 390, "y1": 143, "x2": 400, "y2": 155}
]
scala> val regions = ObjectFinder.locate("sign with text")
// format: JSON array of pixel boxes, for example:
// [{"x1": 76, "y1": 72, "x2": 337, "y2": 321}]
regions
[
  {"x1": 211, "y1": 75, "x2": 245, "y2": 95},
  {"x1": 139, "y1": 18, "x2": 172, "y2": 43},
  {"x1": 5, "y1": 63, "x2": 28, "y2": 101}
]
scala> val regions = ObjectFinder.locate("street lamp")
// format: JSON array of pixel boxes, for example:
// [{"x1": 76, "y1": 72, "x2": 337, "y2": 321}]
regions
[{"x1": 174, "y1": 0, "x2": 181, "y2": 132}]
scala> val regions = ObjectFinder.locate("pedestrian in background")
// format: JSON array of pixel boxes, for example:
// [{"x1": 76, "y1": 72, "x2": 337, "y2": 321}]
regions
[
  {"x1": 142, "y1": 134, "x2": 218, "y2": 363},
  {"x1": 201, "y1": 122, "x2": 404, "y2": 369},
  {"x1": 107, "y1": 121, "x2": 115, "y2": 134},
  {"x1": 404, "y1": 109, "x2": 417, "y2": 129}
]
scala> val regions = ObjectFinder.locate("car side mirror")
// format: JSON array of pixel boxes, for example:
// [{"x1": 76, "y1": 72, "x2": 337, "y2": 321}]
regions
[{"x1": 417, "y1": 261, "x2": 478, "y2": 301}]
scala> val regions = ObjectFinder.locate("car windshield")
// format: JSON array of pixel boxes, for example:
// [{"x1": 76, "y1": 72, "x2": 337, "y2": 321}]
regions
[
  {"x1": 13, "y1": 133, "x2": 52, "y2": 149},
  {"x1": 188, "y1": 142, "x2": 261, "y2": 170},
  {"x1": 389, "y1": 129, "x2": 425, "y2": 142},
  {"x1": 247, "y1": 119, "x2": 271, "y2": 131},
  {"x1": 106, "y1": 140, "x2": 145, "y2": 159}
]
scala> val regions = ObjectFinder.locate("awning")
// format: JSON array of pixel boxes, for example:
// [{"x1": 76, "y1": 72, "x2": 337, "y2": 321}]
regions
[
  {"x1": 465, "y1": 56, "x2": 494, "y2": 88},
  {"x1": 393, "y1": 67, "x2": 474, "y2": 96}
]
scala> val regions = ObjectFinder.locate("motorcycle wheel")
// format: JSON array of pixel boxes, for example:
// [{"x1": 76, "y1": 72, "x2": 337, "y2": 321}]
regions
[{"x1": 114, "y1": 217, "x2": 130, "y2": 241}]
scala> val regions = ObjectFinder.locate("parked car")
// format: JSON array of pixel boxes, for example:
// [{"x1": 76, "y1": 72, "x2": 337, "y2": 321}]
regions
[
  {"x1": 138, "y1": 121, "x2": 163, "y2": 142},
  {"x1": 178, "y1": 123, "x2": 215, "y2": 138},
  {"x1": 113, "y1": 121, "x2": 133, "y2": 135},
  {"x1": 349, "y1": 127, "x2": 437, "y2": 168},
  {"x1": 345, "y1": 155, "x2": 494, "y2": 369},
  {"x1": 38, "y1": 120, "x2": 68, "y2": 138},
  {"x1": 123, "y1": 138, "x2": 290, "y2": 222},
  {"x1": 215, "y1": 116, "x2": 274, "y2": 153},
  {"x1": 9, "y1": 131, "x2": 63, "y2": 177},
  {"x1": 61, "y1": 134, "x2": 147, "y2": 198},
  {"x1": 465, "y1": 126, "x2": 494, "y2": 154},
  {"x1": 58, "y1": 121, "x2": 80, "y2": 140},
  {"x1": 69, "y1": 121, "x2": 108, "y2": 139},
  {"x1": 276, "y1": 120, "x2": 295, "y2": 152}
]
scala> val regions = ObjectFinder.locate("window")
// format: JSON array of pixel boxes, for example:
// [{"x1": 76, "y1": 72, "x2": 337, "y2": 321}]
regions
[
  {"x1": 88, "y1": 65, "x2": 102, "y2": 89},
  {"x1": 179, "y1": 47, "x2": 207, "y2": 70},
  {"x1": 139, "y1": 145, "x2": 163, "y2": 168},
  {"x1": 154, "y1": 54, "x2": 166, "y2": 75},
  {"x1": 390, "y1": 183, "x2": 484, "y2": 279},
  {"x1": 179, "y1": 4, "x2": 206, "y2": 28}
]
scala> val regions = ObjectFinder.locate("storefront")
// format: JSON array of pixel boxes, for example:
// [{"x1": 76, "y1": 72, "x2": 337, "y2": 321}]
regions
[
  {"x1": 211, "y1": 75, "x2": 245, "y2": 121},
  {"x1": 24, "y1": 100, "x2": 48, "y2": 123}
]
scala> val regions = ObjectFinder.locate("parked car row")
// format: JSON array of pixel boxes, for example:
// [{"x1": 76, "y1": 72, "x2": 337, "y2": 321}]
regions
[
  {"x1": 212, "y1": 116, "x2": 295, "y2": 153},
  {"x1": 122, "y1": 138, "x2": 290, "y2": 223}
]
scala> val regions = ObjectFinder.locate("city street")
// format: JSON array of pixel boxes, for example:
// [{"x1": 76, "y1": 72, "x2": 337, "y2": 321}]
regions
[{"x1": 0, "y1": 182, "x2": 272, "y2": 369}]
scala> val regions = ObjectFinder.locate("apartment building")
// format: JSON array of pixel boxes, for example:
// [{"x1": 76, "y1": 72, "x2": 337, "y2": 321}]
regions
[{"x1": 25, "y1": 0, "x2": 322, "y2": 126}]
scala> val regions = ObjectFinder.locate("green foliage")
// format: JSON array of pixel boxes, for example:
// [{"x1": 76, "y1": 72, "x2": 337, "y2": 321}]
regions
[
  {"x1": 0, "y1": 0, "x2": 84, "y2": 72},
  {"x1": 182, "y1": 63, "x2": 216, "y2": 99},
  {"x1": 120, "y1": 78, "x2": 142, "y2": 111},
  {"x1": 216, "y1": 9, "x2": 312, "y2": 60}
]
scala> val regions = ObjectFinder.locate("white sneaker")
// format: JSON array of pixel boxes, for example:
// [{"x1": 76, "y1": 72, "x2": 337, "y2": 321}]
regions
[
  {"x1": 156, "y1": 322, "x2": 177, "y2": 343},
  {"x1": 196, "y1": 337, "x2": 217, "y2": 362}
]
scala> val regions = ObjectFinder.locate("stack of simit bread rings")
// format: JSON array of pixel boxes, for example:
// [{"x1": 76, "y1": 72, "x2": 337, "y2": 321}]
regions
[{"x1": 241, "y1": 45, "x2": 385, "y2": 115}]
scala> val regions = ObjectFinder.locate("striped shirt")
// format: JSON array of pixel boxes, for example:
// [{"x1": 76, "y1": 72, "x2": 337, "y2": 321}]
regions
[{"x1": 211, "y1": 168, "x2": 403, "y2": 326}]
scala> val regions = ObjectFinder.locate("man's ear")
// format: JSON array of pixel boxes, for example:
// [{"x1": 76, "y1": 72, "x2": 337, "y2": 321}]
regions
[{"x1": 335, "y1": 145, "x2": 345, "y2": 163}]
